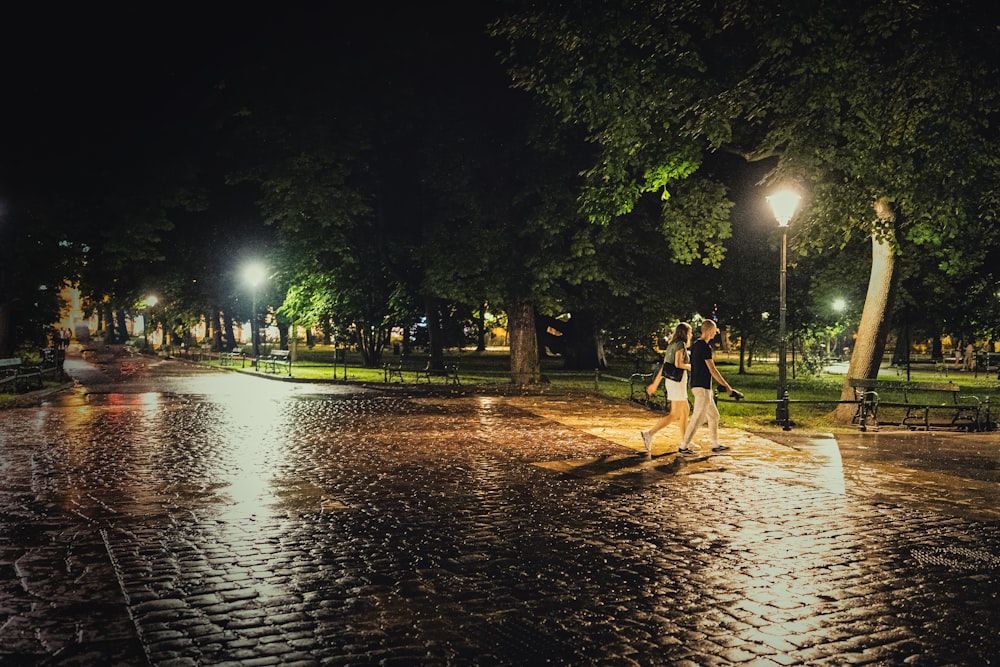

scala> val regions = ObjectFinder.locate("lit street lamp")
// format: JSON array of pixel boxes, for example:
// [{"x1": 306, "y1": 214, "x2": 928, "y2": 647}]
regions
[
  {"x1": 829, "y1": 298, "x2": 847, "y2": 359},
  {"x1": 143, "y1": 295, "x2": 158, "y2": 351},
  {"x1": 767, "y1": 189, "x2": 801, "y2": 426},
  {"x1": 243, "y1": 263, "x2": 267, "y2": 360}
]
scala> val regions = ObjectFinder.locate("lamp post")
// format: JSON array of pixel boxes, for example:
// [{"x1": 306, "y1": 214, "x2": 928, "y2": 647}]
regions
[
  {"x1": 767, "y1": 189, "x2": 801, "y2": 425},
  {"x1": 243, "y1": 263, "x2": 266, "y2": 361},
  {"x1": 831, "y1": 298, "x2": 846, "y2": 358},
  {"x1": 143, "y1": 295, "x2": 158, "y2": 351}
]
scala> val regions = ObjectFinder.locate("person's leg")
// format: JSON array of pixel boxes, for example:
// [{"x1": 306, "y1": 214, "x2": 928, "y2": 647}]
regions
[
  {"x1": 646, "y1": 412, "x2": 674, "y2": 437},
  {"x1": 705, "y1": 394, "x2": 721, "y2": 447},
  {"x1": 673, "y1": 399, "x2": 689, "y2": 439},
  {"x1": 644, "y1": 380, "x2": 684, "y2": 440},
  {"x1": 681, "y1": 387, "x2": 711, "y2": 446}
]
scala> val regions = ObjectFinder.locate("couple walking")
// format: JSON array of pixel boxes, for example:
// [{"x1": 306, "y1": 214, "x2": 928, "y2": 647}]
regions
[{"x1": 640, "y1": 319, "x2": 740, "y2": 455}]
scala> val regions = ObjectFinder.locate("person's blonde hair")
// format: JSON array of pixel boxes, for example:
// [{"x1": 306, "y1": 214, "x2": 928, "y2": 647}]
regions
[{"x1": 701, "y1": 319, "x2": 718, "y2": 334}]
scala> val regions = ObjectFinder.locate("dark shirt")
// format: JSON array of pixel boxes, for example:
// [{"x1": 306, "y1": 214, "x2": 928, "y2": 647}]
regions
[{"x1": 689, "y1": 339, "x2": 713, "y2": 389}]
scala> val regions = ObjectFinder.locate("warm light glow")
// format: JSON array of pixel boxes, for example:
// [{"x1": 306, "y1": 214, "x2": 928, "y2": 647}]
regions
[
  {"x1": 145, "y1": 295, "x2": 158, "y2": 308},
  {"x1": 767, "y1": 189, "x2": 801, "y2": 227},
  {"x1": 243, "y1": 262, "x2": 267, "y2": 288}
]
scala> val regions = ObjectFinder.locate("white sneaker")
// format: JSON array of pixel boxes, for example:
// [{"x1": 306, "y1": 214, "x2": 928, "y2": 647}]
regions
[{"x1": 640, "y1": 430, "x2": 652, "y2": 453}]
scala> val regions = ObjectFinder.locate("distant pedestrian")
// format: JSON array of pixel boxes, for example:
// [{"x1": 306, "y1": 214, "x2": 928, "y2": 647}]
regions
[
  {"x1": 963, "y1": 342, "x2": 976, "y2": 371},
  {"x1": 640, "y1": 322, "x2": 692, "y2": 453},
  {"x1": 678, "y1": 319, "x2": 739, "y2": 455}
]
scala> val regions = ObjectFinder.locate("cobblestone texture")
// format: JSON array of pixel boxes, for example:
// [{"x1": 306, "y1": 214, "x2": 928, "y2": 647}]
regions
[{"x1": 0, "y1": 358, "x2": 997, "y2": 665}]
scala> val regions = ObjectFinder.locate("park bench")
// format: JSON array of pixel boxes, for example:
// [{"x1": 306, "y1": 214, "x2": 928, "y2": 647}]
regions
[
  {"x1": 416, "y1": 358, "x2": 460, "y2": 385},
  {"x1": 261, "y1": 349, "x2": 292, "y2": 376},
  {"x1": 848, "y1": 378, "x2": 985, "y2": 432},
  {"x1": 0, "y1": 358, "x2": 44, "y2": 393},
  {"x1": 629, "y1": 363, "x2": 669, "y2": 411},
  {"x1": 383, "y1": 357, "x2": 404, "y2": 383},
  {"x1": 977, "y1": 352, "x2": 1000, "y2": 378},
  {"x1": 219, "y1": 347, "x2": 245, "y2": 368},
  {"x1": 0, "y1": 358, "x2": 21, "y2": 392}
]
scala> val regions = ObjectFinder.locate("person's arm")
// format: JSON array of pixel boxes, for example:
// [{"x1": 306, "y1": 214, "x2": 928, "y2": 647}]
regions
[
  {"x1": 674, "y1": 347, "x2": 691, "y2": 371},
  {"x1": 704, "y1": 358, "x2": 731, "y2": 394},
  {"x1": 646, "y1": 366, "x2": 663, "y2": 396}
]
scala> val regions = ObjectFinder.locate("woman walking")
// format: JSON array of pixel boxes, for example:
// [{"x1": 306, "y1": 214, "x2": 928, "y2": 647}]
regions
[{"x1": 640, "y1": 322, "x2": 693, "y2": 453}]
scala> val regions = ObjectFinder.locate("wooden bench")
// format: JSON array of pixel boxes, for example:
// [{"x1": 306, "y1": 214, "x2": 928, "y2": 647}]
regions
[
  {"x1": 219, "y1": 347, "x2": 245, "y2": 368},
  {"x1": 261, "y1": 349, "x2": 292, "y2": 376},
  {"x1": 848, "y1": 378, "x2": 984, "y2": 432},
  {"x1": 416, "y1": 359, "x2": 460, "y2": 385}
]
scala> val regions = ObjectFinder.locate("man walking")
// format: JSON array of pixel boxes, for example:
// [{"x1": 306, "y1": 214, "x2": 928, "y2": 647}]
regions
[{"x1": 679, "y1": 319, "x2": 739, "y2": 454}]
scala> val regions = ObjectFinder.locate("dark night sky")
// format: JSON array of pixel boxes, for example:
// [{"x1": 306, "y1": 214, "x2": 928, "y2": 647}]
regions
[{"x1": 0, "y1": 4, "x2": 508, "y2": 196}]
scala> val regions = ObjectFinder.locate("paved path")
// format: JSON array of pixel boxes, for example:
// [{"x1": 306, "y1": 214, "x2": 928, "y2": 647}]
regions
[{"x1": 0, "y1": 354, "x2": 998, "y2": 665}]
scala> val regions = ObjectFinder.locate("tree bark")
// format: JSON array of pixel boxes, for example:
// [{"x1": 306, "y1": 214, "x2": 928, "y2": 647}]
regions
[
  {"x1": 221, "y1": 309, "x2": 237, "y2": 351},
  {"x1": 476, "y1": 303, "x2": 487, "y2": 352},
  {"x1": 835, "y1": 198, "x2": 897, "y2": 421},
  {"x1": 212, "y1": 308, "x2": 224, "y2": 351},
  {"x1": 508, "y1": 303, "x2": 541, "y2": 386},
  {"x1": 425, "y1": 296, "x2": 444, "y2": 371},
  {"x1": 356, "y1": 321, "x2": 390, "y2": 367}
]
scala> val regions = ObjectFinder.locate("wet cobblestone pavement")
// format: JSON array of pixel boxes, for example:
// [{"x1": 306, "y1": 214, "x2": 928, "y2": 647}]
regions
[{"x1": 1, "y1": 355, "x2": 998, "y2": 665}]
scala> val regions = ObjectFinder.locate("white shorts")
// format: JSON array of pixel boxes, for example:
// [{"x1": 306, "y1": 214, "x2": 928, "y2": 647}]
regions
[{"x1": 665, "y1": 374, "x2": 688, "y2": 402}]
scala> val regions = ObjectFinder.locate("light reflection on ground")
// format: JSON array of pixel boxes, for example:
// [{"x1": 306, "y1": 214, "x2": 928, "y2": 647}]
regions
[{"x1": 0, "y1": 356, "x2": 996, "y2": 664}]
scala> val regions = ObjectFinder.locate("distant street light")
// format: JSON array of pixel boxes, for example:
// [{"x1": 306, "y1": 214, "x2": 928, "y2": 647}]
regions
[
  {"x1": 243, "y1": 263, "x2": 267, "y2": 360},
  {"x1": 143, "y1": 295, "x2": 158, "y2": 351},
  {"x1": 767, "y1": 189, "x2": 801, "y2": 426}
]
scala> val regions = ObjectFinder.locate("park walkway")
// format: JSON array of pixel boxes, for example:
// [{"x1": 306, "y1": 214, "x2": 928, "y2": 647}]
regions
[{"x1": 0, "y1": 353, "x2": 997, "y2": 665}]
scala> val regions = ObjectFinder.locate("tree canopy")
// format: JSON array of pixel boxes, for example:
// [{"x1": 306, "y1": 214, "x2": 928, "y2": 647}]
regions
[
  {"x1": 1, "y1": 2, "x2": 998, "y2": 386},
  {"x1": 495, "y1": 0, "x2": 1000, "y2": 402}
]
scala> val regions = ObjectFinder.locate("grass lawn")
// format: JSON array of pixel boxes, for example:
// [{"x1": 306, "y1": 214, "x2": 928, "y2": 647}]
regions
[
  {"x1": 226, "y1": 346, "x2": 1000, "y2": 434},
  {"x1": 6, "y1": 345, "x2": 999, "y2": 435}
]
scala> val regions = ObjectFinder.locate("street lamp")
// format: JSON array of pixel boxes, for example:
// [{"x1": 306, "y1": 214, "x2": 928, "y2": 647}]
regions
[
  {"x1": 143, "y1": 295, "x2": 158, "y2": 351},
  {"x1": 243, "y1": 262, "x2": 267, "y2": 360},
  {"x1": 830, "y1": 298, "x2": 847, "y2": 359},
  {"x1": 767, "y1": 189, "x2": 801, "y2": 426}
]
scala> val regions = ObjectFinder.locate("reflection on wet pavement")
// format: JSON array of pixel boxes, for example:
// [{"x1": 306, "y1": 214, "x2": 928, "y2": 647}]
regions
[{"x1": 0, "y1": 356, "x2": 998, "y2": 664}]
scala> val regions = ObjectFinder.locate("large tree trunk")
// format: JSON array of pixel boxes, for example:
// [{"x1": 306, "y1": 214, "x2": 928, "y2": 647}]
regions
[
  {"x1": 356, "y1": 320, "x2": 390, "y2": 368},
  {"x1": 221, "y1": 309, "x2": 237, "y2": 351},
  {"x1": 425, "y1": 296, "x2": 444, "y2": 371},
  {"x1": 508, "y1": 303, "x2": 541, "y2": 386},
  {"x1": 835, "y1": 199, "x2": 897, "y2": 421},
  {"x1": 115, "y1": 309, "x2": 129, "y2": 344},
  {"x1": 476, "y1": 303, "x2": 487, "y2": 352}
]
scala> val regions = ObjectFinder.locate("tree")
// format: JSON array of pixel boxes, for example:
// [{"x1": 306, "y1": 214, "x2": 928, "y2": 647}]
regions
[
  {"x1": 497, "y1": 0, "x2": 1000, "y2": 418},
  {"x1": 0, "y1": 194, "x2": 77, "y2": 357}
]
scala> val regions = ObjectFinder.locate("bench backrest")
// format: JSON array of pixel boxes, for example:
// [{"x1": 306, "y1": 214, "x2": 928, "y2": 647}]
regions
[
  {"x1": 270, "y1": 350, "x2": 290, "y2": 359},
  {"x1": 0, "y1": 358, "x2": 22, "y2": 369}
]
